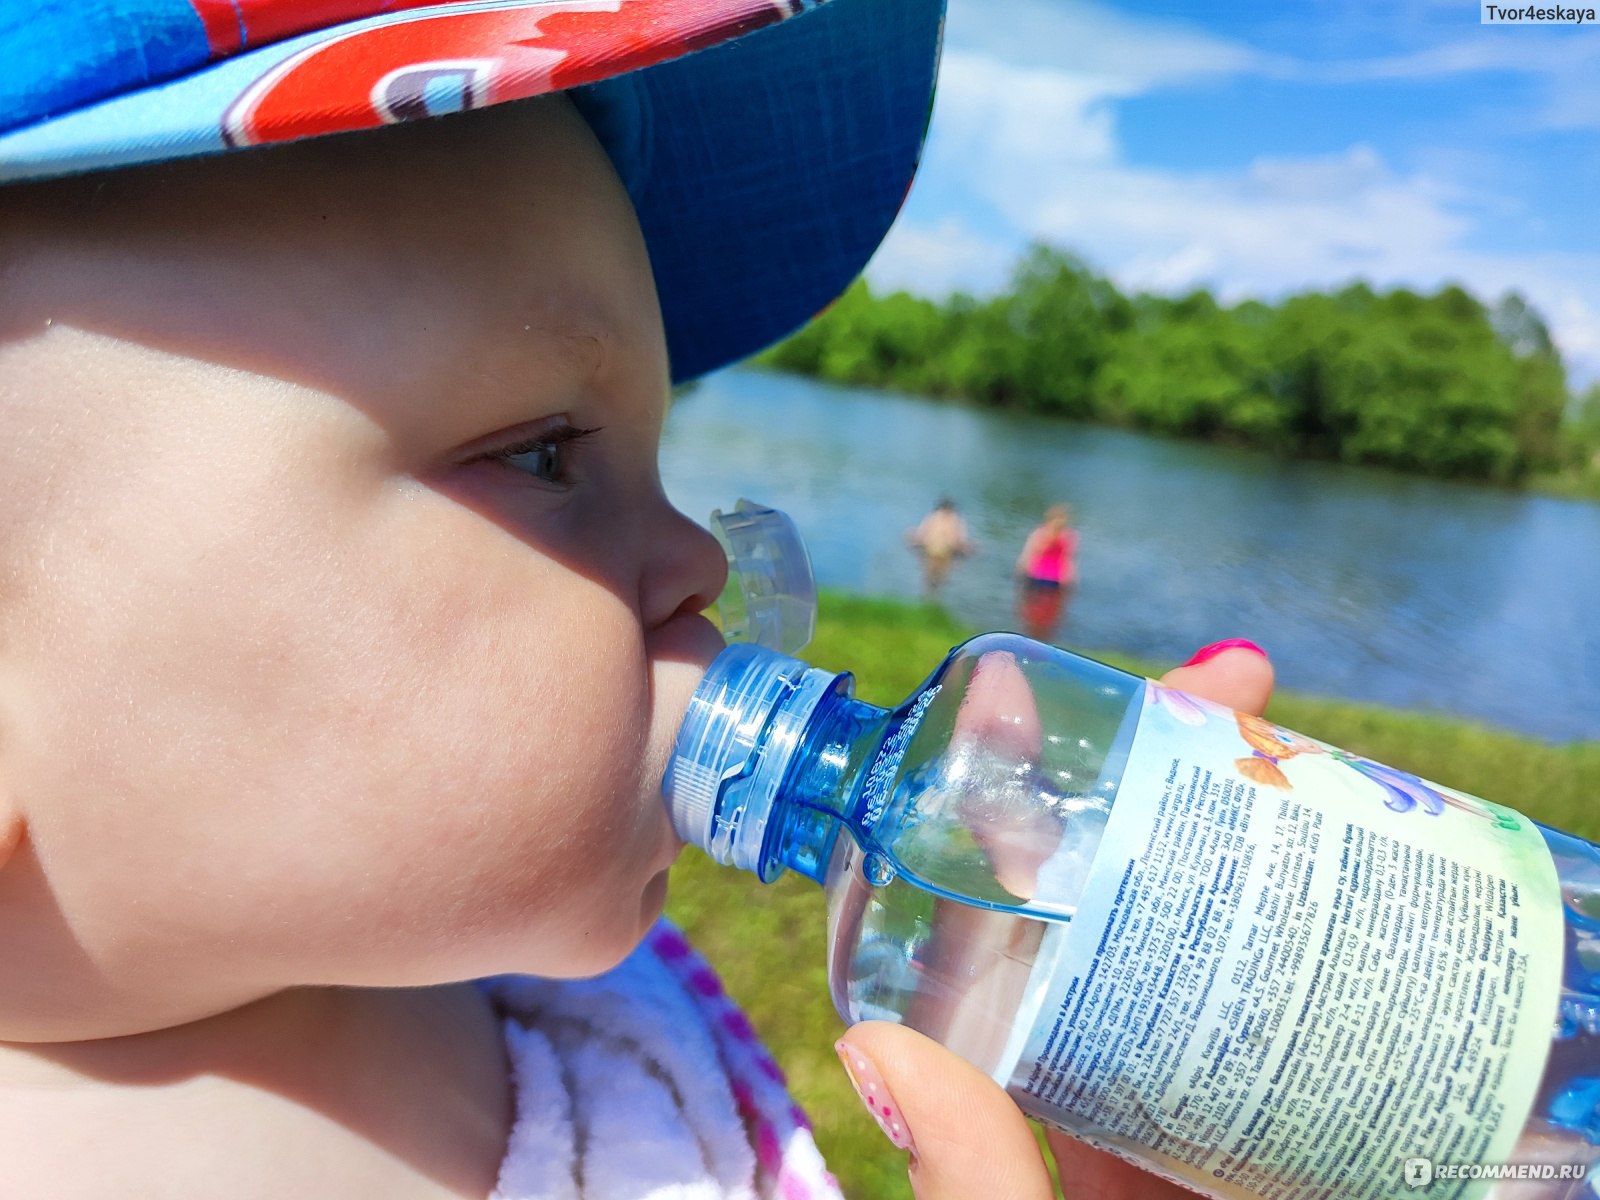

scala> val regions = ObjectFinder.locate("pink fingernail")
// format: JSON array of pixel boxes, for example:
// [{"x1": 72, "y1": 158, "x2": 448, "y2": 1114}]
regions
[
  {"x1": 835, "y1": 1039, "x2": 913, "y2": 1151},
  {"x1": 1182, "y1": 638, "x2": 1268, "y2": 667}
]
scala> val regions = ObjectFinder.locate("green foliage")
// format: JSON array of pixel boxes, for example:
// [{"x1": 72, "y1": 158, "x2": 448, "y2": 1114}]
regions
[
  {"x1": 1575, "y1": 384, "x2": 1600, "y2": 445},
  {"x1": 1312, "y1": 288, "x2": 1523, "y2": 480},
  {"x1": 756, "y1": 248, "x2": 1587, "y2": 487},
  {"x1": 1001, "y1": 245, "x2": 1131, "y2": 417},
  {"x1": 1560, "y1": 384, "x2": 1600, "y2": 469},
  {"x1": 1533, "y1": 383, "x2": 1600, "y2": 499},
  {"x1": 665, "y1": 592, "x2": 1600, "y2": 1198},
  {"x1": 759, "y1": 280, "x2": 951, "y2": 393},
  {"x1": 920, "y1": 293, "x2": 1032, "y2": 405},
  {"x1": 1100, "y1": 291, "x2": 1285, "y2": 448}
]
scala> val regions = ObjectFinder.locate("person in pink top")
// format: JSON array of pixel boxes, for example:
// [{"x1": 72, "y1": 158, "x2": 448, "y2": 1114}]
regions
[{"x1": 1015, "y1": 503, "x2": 1079, "y2": 642}]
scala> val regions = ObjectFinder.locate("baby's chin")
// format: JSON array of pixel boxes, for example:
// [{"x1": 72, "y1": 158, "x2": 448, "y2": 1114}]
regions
[
  {"x1": 542, "y1": 870, "x2": 673, "y2": 981},
  {"x1": 641, "y1": 867, "x2": 672, "y2": 926}
]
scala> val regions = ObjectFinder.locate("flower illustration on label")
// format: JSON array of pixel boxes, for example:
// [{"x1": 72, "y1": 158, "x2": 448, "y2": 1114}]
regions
[
  {"x1": 1229, "y1": 712, "x2": 1494, "y2": 821},
  {"x1": 1233, "y1": 713, "x2": 1323, "y2": 789},
  {"x1": 1145, "y1": 683, "x2": 1209, "y2": 726}
]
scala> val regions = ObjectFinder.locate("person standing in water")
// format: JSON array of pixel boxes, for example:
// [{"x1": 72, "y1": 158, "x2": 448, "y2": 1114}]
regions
[
  {"x1": 906, "y1": 497, "x2": 975, "y2": 598},
  {"x1": 1015, "y1": 503, "x2": 1079, "y2": 642}
]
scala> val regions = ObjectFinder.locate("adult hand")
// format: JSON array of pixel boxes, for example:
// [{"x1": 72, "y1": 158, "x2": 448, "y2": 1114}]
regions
[{"x1": 834, "y1": 640, "x2": 1272, "y2": 1200}]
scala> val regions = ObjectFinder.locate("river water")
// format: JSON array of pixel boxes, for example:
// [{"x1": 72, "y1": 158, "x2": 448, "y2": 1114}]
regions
[{"x1": 660, "y1": 368, "x2": 1600, "y2": 742}]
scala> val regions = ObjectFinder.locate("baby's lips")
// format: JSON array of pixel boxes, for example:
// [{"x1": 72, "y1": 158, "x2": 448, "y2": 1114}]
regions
[
  {"x1": 649, "y1": 612, "x2": 731, "y2": 830},
  {"x1": 955, "y1": 650, "x2": 1043, "y2": 760},
  {"x1": 654, "y1": 611, "x2": 731, "y2": 681}
]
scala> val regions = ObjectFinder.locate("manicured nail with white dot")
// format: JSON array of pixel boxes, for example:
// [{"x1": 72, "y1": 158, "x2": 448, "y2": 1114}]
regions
[{"x1": 835, "y1": 1039, "x2": 913, "y2": 1151}]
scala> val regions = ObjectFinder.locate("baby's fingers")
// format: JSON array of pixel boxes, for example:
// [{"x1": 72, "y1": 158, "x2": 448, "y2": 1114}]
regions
[{"x1": 836, "y1": 1022, "x2": 1057, "y2": 1200}]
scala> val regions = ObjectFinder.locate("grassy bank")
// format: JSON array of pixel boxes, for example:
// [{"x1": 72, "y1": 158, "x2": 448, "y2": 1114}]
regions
[{"x1": 664, "y1": 592, "x2": 1600, "y2": 1198}]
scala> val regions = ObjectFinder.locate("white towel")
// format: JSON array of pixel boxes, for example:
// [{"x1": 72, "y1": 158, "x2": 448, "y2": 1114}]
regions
[{"x1": 486, "y1": 921, "x2": 845, "y2": 1200}]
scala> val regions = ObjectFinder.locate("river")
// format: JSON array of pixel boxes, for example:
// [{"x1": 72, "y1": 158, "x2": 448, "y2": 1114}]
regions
[{"x1": 660, "y1": 368, "x2": 1600, "y2": 742}]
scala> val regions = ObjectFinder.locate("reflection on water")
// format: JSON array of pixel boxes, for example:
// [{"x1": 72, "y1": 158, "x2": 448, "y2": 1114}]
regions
[{"x1": 661, "y1": 369, "x2": 1600, "y2": 742}]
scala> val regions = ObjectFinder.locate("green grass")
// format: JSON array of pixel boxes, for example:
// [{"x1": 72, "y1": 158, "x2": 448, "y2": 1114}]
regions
[{"x1": 664, "y1": 591, "x2": 1600, "y2": 1198}]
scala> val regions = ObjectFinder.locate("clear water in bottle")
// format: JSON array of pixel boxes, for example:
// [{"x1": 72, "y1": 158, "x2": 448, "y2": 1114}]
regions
[{"x1": 830, "y1": 830, "x2": 1600, "y2": 1198}]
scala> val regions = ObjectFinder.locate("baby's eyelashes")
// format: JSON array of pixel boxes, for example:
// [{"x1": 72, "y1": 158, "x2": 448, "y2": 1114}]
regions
[
  {"x1": 483, "y1": 424, "x2": 602, "y2": 488},
  {"x1": 457, "y1": 418, "x2": 604, "y2": 490}
]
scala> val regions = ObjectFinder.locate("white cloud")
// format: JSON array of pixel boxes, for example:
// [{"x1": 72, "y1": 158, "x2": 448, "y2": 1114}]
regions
[
  {"x1": 1303, "y1": 32, "x2": 1600, "y2": 131},
  {"x1": 868, "y1": 216, "x2": 1016, "y2": 297},
  {"x1": 1315, "y1": 35, "x2": 1591, "y2": 81},
  {"x1": 931, "y1": 52, "x2": 1124, "y2": 169},
  {"x1": 1552, "y1": 292, "x2": 1600, "y2": 368},
  {"x1": 1023, "y1": 146, "x2": 1477, "y2": 291},
  {"x1": 868, "y1": 0, "x2": 1600, "y2": 382}
]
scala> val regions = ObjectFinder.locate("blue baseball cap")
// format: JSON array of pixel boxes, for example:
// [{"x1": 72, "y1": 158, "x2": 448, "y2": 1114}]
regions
[{"x1": 0, "y1": 0, "x2": 943, "y2": 383}]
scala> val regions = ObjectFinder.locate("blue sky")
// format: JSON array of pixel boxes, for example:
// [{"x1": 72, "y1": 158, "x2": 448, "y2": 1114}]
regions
[{"x1": 866, "y1": 0, "x2": 1600, "y2": 383}]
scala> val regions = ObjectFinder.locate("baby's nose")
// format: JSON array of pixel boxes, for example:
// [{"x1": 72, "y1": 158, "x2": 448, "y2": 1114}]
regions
[{"x1": 641, "y1": 506, "x2": 729, "y2": 630}]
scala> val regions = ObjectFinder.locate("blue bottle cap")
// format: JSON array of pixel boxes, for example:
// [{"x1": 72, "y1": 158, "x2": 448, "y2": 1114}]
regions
[{"x1": 663, "y1": 641, "x2": 837, "y2": 874}]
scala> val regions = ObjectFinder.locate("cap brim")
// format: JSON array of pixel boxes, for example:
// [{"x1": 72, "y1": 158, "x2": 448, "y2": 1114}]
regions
[{"x1": 0, "y1": 0, "x2": 943, "y2": 382}]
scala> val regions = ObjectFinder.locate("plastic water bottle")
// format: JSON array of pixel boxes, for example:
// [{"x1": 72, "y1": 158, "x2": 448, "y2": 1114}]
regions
[{"x1": 676, "y1": 503, "x2": 1600, "y2": 1199}]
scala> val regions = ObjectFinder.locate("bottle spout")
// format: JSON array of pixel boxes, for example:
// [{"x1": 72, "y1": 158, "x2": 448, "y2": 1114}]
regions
[
  {"x1": 665, "y1": 501, "x2": 828, "y2": 881},
  {"x1": 710, "y1": 500, "x2": 817, "y2": 655}
]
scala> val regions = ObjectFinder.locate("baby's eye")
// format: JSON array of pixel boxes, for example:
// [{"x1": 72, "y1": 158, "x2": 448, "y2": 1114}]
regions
[{"x1": 480, "y1": 423, "x2": 601, "y2": 486}]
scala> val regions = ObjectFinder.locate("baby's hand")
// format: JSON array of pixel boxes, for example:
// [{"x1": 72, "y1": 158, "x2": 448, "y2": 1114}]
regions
[{"x1": 837, "y1": 641, "x2": 1272, "y2": 1200}]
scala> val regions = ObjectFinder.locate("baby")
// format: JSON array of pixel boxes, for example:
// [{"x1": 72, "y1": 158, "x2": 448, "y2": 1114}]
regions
[
  {"x1": 0, "y1": 1, "x2": 948, "y2": 1194},
  {"x1": 0, "y1": 3, "x2": 1276, "y2": 1197},
  {"x1": 0, "y1": 90, "x2": 747, "y2": 1192}
]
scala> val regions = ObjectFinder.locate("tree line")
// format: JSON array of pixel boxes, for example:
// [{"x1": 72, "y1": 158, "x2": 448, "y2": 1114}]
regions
[{"x1": 757, "y1": 245, "x2": 1600, "y2": 487}]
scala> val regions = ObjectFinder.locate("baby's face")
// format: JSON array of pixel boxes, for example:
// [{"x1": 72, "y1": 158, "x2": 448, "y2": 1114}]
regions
[{"x1": 0, "y1": 97, "x2": 728, "y2": 1038}]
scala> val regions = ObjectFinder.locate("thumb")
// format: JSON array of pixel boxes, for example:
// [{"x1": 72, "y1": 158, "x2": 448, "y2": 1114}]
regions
[
  {"x1": 836, "y1": 1022, "x2": 1056, "y2": 1200},
  {"x1": 1159, "y1": 638, "x2": 1274, "y2": 716}
]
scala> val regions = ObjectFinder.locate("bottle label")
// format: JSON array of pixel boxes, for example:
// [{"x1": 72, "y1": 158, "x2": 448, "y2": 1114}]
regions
[{"x1": 1013, "y1": 682, "x2": 1564, "y2": 1200}]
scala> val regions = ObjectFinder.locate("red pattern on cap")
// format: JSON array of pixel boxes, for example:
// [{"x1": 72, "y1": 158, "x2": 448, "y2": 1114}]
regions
[{"x1": 219, "y1": 1, "x2": 784, "y2": 148}]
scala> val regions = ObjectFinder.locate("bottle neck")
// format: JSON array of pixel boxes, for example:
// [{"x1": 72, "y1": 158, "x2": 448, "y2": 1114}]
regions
[
  {"x1": 763, "y1": 687, "x2": 889, "y2": 883},
  {"x1": 662, "y1": 643, "x2": 889, "y2": 885}
]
